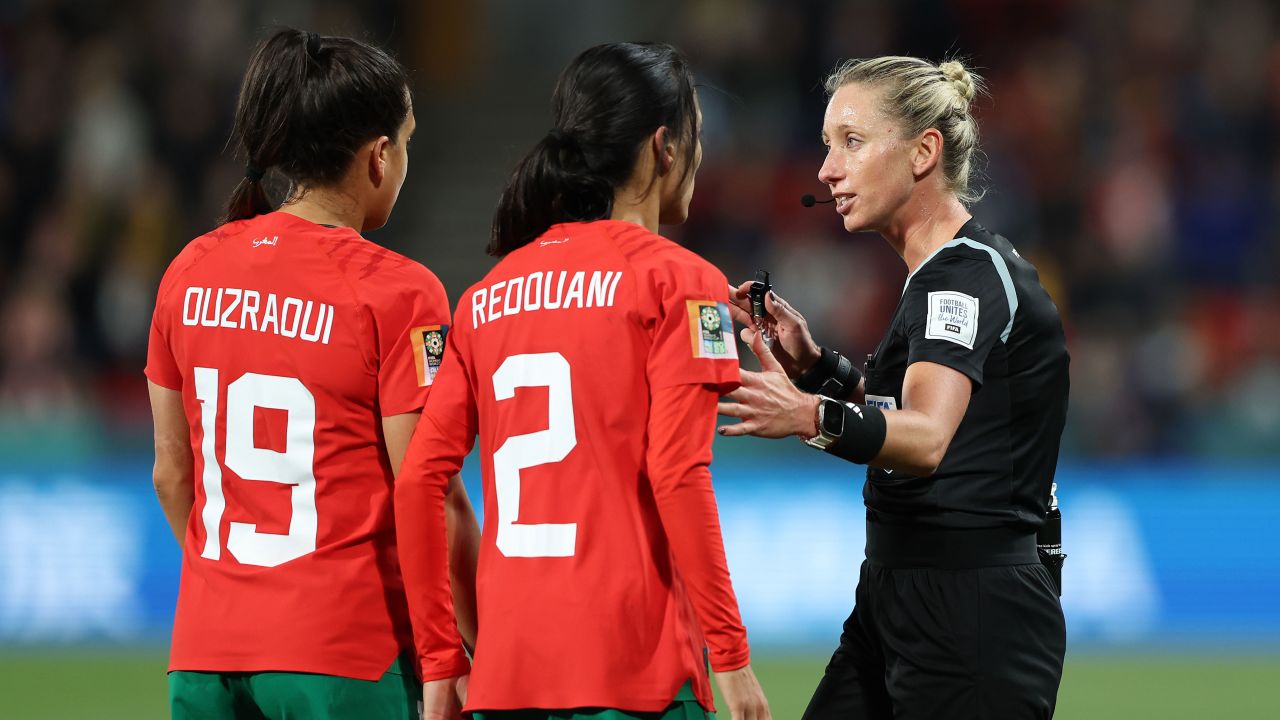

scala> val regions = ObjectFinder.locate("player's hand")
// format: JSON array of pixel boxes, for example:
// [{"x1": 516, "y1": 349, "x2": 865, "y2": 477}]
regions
[
  {"x1": 713, "y1": 664, "x2": 772, "y2": 720},
  {"x1": 719, "y1": 329, "x2": 820, "y2": 439},
  {"x1": 727, "y1": 281, "x2": 821, "y2": 378},
  {"x1": 455, "y1": 673, "x2": 469, "y2": 707},
  {"x1": 421, "y1": 675, "x2": 466, "y2": 720}
]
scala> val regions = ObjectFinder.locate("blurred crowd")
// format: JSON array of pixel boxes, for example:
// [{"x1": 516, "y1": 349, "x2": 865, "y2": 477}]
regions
[{"x1": 1, "y1": 0, "x2": 1278, "y2": 461}]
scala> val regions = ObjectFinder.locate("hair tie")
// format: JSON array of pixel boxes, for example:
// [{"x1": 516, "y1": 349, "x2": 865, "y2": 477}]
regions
[
  {"x1": 245, "y1": 164, "x2": 266, "y2": 182},
  {"x1": 306, "y1": 32, "x2": 322, "y2": 59}
]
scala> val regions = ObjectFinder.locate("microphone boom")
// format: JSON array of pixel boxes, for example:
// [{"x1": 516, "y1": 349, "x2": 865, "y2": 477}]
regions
[{"x1": 801, "y1": 194, "x2": 835, "y2": 207}]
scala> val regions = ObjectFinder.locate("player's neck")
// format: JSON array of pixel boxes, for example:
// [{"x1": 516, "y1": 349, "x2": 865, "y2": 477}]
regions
[
  {"x1": 609, "y1": 182, "x2": 660, "y2": 233},
  {"x1": 884, "y1": 193, "x2": 971, "y2": 276},
  {"x1": 279, "y1": 187, "x2": 366, "y2": 232}
]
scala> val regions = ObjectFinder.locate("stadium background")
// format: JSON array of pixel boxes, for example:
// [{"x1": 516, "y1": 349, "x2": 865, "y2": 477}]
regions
[{"x1": 2, "y1": 0, "x2": 1278, "y2": 717}]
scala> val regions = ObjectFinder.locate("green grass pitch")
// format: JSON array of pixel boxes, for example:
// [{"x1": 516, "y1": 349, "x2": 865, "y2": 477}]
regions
[{"x1": 1, "y1": 650, "x2": 1275, "y2": 718}]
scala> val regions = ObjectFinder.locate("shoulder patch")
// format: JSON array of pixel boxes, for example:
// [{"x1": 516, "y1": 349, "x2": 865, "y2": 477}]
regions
[
  {"x1": 686, "y1": 300, "x2": 738, "y2": 360},
  {"x1": 924, "y1": 291, "x2": 979, "y2": 349},
  {"x1": 411, "y1": 324, "x2": 449, "y2": 386}
]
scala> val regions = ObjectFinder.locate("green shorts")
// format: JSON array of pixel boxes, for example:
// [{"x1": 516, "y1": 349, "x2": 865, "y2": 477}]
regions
[
  {"x1": 169, "y1": 654, "x2": 420, "y2": 720},
  {"x1": 471, "y1": 680, "x2": 712, "y2": 720}
]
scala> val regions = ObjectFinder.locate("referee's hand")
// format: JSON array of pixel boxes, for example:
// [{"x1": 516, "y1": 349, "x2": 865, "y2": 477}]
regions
[
  {"x1": 727, "y1": 281, "x2": 822, "y2": 379},
  {"x1": 719, "y1": 328, "x2": 821, "y2": 439}
]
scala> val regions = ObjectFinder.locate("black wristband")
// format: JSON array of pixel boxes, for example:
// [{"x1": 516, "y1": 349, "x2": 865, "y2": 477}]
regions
[
  {"x1": 794, "y1": 347, "x2": 862, "y2": 401},
  {"x1": 826, "y1": 403, "x2": 887, "y2": 464}
]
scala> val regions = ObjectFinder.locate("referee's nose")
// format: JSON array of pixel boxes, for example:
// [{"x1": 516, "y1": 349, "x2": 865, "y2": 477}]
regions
[{"x1": 818, "y1": 147, "x2": 843, "y2": 188}]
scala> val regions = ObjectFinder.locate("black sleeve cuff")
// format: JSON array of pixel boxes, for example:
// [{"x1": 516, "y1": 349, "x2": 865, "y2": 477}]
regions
[{"x1": 794, "y1": 347, "x2": 862, "y2": 401}]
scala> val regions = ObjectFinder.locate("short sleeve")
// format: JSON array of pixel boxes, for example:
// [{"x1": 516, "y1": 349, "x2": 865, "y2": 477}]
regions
[
  {"x1": 144, "y1": 273, "x2": 182, "y2": 390},
  {"x1": 374, "y1": 264, "x2": 453, "y2": 416},
  {"x1": 902, "y1": 252, "x2": 1013, "y2": 387},
  {"x1": 644, "y1": 256, "x2": 741, "y2": 394}
]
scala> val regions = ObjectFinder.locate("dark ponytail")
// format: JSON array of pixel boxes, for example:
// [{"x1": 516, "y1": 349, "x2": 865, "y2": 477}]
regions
[
  {"x1": 489, "y1": 42, "x2": 699, "y2": 256},
  {"x1": 222, "y1": 29, "x2": 411, "y2": 224}
]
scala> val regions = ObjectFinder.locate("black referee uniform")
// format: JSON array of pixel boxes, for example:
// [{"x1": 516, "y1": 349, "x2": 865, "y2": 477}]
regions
[{"x1": 804, "y1": 219, "x2": 1069, "y2": 720}]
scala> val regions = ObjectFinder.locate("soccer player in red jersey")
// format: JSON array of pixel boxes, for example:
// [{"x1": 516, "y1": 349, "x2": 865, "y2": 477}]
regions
[
  {"x1": 395, "y1": 43, "x2": 771, "y2": 720},
  {"x1": 146, "y1": 29, "x2": 478, "y2": 719}
]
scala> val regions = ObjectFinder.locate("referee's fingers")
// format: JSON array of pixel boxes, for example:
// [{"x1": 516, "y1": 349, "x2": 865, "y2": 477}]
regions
[
  {"x1": 764, "y1": 289, "x2": 788, "y2": 316},
  {"x1": 749, "y1": 329, "x2": 785, "y2": 374},
  {"x1": 734, "y1": 370, "x2": 765, "y2": 391},
  {"x1": 717, "y1": 420, "x2": 756, "y2": 437},
  {"x1": 717, "y1": 401, "x2": 748, "y2": 418},
  {"x1": 726, "y1": 301, "x2": 753, "y2": 328}
]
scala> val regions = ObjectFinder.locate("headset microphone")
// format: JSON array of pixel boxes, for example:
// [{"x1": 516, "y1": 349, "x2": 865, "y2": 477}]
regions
[{"x1": 801, "y1": 194, "x2": 835, "y2": 207}]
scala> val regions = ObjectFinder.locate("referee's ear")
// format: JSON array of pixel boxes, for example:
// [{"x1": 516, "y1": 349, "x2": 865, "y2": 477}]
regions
[{"x1": 911, "y1": 127, "x2": 944, "y2": 180}]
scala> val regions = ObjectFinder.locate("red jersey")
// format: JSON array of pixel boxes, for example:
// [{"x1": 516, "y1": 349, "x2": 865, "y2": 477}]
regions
[
  {"x1": 145, "y1": 211, "x2": 462, "y2": 680},
  {"x1": 397, "y1": 220, "x2": 750, "y2": 711}
]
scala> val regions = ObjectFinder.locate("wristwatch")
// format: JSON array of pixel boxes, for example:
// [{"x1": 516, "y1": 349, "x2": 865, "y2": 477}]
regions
[{"x1": 804, "y1": 395, "x2": 846, "y2": 450}]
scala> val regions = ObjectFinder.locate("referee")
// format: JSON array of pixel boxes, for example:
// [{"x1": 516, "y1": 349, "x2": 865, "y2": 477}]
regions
[{"x1": 718, "y1": 56, "x2": 1068, "y2": 719}]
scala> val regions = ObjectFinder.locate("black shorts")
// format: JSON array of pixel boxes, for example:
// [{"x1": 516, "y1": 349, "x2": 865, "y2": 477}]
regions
[{"x1": 803, "y1": 527, "x2": 1066, "y2": 720}]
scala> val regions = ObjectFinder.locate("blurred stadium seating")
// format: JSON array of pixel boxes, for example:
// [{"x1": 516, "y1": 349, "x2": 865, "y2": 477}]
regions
[{"x1": 1, "y1": 0, "x2": 1277, "y2": 717}]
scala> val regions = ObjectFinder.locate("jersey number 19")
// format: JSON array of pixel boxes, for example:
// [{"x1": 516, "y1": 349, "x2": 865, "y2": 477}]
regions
[{"x1": 193, "y1": 367, "x2": 318, "y2": 567}]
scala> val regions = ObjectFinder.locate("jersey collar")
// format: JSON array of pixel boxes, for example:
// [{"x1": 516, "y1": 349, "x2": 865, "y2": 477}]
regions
[{"x1": 902, "y1": 219, "x2": 982, "y2": 294}]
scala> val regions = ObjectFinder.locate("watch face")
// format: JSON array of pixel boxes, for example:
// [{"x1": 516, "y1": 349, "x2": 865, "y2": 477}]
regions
[{"x1": 821, "y1": 399, "x2": 845, "y2": 436}]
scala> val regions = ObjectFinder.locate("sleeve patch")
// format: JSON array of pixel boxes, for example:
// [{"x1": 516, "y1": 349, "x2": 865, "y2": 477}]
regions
[
  {"x1": 925, "y1": 291, "x2": 979, "y2": 349},
  {"x1": 410, "y1": 325, "x2": 449, "y2": 386},
  {"x1": 686, "y1": 300, "x2": 738, "y2": 360},
  {"x1": 864, "y1": 394, "x2": 898, "y2": 410}
]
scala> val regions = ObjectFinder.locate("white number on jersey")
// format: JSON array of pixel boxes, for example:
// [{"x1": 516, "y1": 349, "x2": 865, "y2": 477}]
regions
[
  {"x1": 193, "y1": 367, "x2": 318, "y2": 567},
  {"x1": 491, "y1": 352, "x2": 578, "y2": 558}
]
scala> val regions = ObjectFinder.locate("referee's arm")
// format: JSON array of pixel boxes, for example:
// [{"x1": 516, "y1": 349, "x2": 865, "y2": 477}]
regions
[
  {"x1": 875, "y1": 360, "x2": 970, "y2": 476},
  {"x1": 719, "y1": 329, "x2": 970, "y2": 476}
]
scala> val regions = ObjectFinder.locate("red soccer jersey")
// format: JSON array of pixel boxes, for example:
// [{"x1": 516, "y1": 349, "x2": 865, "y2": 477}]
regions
[
  {"x1": 397, "y1": 220, "x2": 750, "y2": 712},
  {"x1": 145, "y1": 211, "x2": 463, "y2": 680}
]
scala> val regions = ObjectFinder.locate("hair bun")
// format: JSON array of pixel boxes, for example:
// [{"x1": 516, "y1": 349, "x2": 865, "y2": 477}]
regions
[{"x1": 939, "y1": 60, "x2": 977, "y2": 105}]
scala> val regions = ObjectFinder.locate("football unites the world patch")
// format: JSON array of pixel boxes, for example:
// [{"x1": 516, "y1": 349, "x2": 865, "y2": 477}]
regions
[
  {"x1": 925, "y1": 290, "x2": 979, "y2": 349},
  {"x1": 686, "y1": 300, "x2": 738, "y2": 360},
  {"x1": 410, "y1": 324, "x2": 448, "y2": 386}
]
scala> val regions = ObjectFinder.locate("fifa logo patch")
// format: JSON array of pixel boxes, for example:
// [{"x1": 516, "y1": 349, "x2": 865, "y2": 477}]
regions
[
  {"x1": 865, "y1": 394, "x2": 898, "y2": 411},
  {"x1": 686, "y1": 300, "x2": 738, "y2": 360},
  {"x1": 410, "y1": 324, "x2": 448, "y2": 386}
]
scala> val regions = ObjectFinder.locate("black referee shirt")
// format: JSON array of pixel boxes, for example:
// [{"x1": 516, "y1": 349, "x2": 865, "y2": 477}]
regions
[{"x1": 861, "y1": 219, "x2": 1069, "y2": 531}]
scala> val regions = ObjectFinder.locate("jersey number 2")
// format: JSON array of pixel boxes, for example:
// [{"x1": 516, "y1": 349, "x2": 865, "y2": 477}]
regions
[
  {"x1": 492, "y1": 352, "x2": 577, "y2": 558},
  {"x1": 193, "y1": 367, "x2": 317, "y2": 567}
]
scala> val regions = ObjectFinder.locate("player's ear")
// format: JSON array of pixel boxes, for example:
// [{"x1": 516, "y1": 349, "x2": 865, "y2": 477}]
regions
[
  {"x1": 652, "y1": 126, "x2": 675, "y2": 177},
  {"x1": 368, "y1": 135, "x2": 391, "y2": 187}
]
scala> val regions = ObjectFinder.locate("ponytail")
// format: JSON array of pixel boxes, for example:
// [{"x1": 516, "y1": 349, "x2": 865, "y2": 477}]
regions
[
  {"x1": 223, "y1": 166, "x2": 274, "y2": 224},
  {"x1": 488, "y1": 130, "x2": 614, "y2": 256},
  {"x1": 488, "y1": 42, "x2": 699, "y2": 257}
]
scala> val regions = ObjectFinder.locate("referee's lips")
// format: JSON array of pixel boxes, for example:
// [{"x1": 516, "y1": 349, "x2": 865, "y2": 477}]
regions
[{"x1": 834, "y1": 193, "x2": 856, "y2": 215}]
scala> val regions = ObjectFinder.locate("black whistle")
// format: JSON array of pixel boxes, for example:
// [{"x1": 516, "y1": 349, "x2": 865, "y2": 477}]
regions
[{"x1": 749, "y1": 270, "x2": 771, "y2": 322}]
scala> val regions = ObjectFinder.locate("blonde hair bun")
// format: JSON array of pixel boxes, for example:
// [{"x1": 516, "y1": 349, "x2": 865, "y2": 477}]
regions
[{"x1": 939, "y1": 60, "x2": 977, "y2": 105}]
